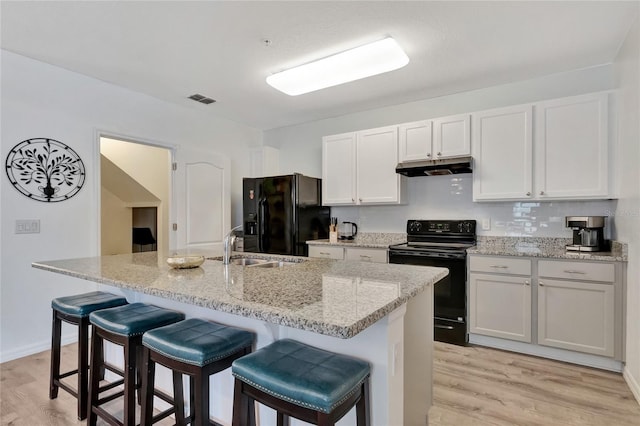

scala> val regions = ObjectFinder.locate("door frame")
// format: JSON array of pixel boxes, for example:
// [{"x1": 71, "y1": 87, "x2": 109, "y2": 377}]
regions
[{"x1": 94, "y1": 129, "x2": 177, "y2": 255}]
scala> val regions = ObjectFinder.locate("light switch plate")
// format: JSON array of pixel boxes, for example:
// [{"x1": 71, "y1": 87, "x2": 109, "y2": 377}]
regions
[
  {"x1": 15, "y1": 219, "x2": 40, "y2": 234},
  {"x1": 482, "y1": 218, "x2": 491, "y2": 231}
]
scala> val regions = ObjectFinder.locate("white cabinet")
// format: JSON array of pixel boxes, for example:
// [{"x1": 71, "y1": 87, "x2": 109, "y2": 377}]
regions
[
  {"x1": 534, "y1": 93, "x2": 609, "y2": 199},
  {"x1": 398, "y1": 114, "x2": 470, "y2": 163},
  {"x1": 322, "y1": 126, "x2": 405, "y2": 206},
  {"x1": 308, "y1": 246, "x2": 344, "y2": 260},
  {"x1": 398, "y1": 120, "x2": 432, "y2": 162},
  {"x1": 472, "y1": 92, "x2": 611, "y2": 201},
  {"x1": 322, "y1": 133, "x2": 356, "y2": 205},
  {"x1": 345, "y1": 247, "x2": 388, "y2": 263},
  {"x1": 472, "y1": 105, "x2": 533, "y2": 201},
  {"x1": 469, "y1": 256, "x2": 532, "y2": 342},
  {"x1": 537, "y1": 260, "x2": 615, "y2": 357},
  {"x1": 433, "y1": 113, "x2": 471, "y2": 158}
]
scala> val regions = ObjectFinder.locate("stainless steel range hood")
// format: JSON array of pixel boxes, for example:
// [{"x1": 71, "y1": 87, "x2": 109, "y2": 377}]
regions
[{"x1": 396, "y1": 156, "x2": 473, "y2": 177}]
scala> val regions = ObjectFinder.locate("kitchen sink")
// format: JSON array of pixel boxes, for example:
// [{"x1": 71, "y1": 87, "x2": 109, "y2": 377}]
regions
[{"x1": 250, "y1": 260, "x2": 297, "y2": 268}]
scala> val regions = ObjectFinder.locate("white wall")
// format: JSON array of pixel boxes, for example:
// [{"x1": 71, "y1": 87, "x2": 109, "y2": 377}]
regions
[
  {"x1": 614, "y1": 13, "x2": 640, "y2": 403},
  {"x1": 266, "y1": 64, "x2": 616, "y2": 238},
  {"x1": 0, "y1": 50, "x2": 261, "y2": 362}
]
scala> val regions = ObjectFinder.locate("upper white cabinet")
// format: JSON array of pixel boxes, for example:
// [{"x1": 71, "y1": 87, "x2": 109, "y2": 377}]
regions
[
  {"x1": 534, "y1": 93, "x2": 609, "y2": 199},
  {"x1": 398, "y1": 114, "x2": 470, "y2": 163},
  {"x1": 472, "y1": 105, "x2": 533, "y2": 201},
  {"x1": 472, "y1": 92, "x2": 611, "y2": 202},
  {"x1": 433, "y1": 113, "x2": 471, "y2": 158},
  {"x1": 322, "y1": 126, "x2": 405, "y2": 206},
  {"x1": 398, "y1": 120, "x2": 432, "y2": 162},
  {"x1": 322, "y1": 132, "x2": 357, "y2": 205}
]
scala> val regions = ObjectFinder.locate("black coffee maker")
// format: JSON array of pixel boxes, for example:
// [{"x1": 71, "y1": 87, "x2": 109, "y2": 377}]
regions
[{"x1": 565, "y1": 216, "x2": 607, "y2": 252}]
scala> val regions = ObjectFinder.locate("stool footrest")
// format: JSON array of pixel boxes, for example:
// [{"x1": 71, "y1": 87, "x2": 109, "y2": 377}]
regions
[
  {"x1": 97, "y1": 389, "x2": 125, "y2": 406},
  {"x1": 92, "y1": 405, "x2": 123, "y2": 426},
  {"x1": 103, "y1": 363, "x2": 124, "y2": 377},
  {"x1": 98, "y1": 378, "x2": 125, "y2": 394},
  {"x1": 55, "y1": 380, "x2": 78, "y2": 398},
  {"x1": 58, "y1": 368, "x2": 80, "y2": 380}
]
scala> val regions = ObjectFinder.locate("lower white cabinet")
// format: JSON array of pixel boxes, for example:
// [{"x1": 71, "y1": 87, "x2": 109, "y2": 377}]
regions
[
  {"x1": 308, "y1": 246, "x2": 344, "y2": 260},
  {"x1": 469, "y1": 255, "x2": 622, "y2": 360},
  {"x1": 538, "y1": 278, "x2": 614, "y2": 357},
  {"x1": 308, "y1": 246, "x2": 388, "y2": 263},
  {"x1": 345, "y1": 247, "x2": 388, "y2": 263},
  {"x1": 469, "y1": 272, "x2": 532, "y2": 343}
]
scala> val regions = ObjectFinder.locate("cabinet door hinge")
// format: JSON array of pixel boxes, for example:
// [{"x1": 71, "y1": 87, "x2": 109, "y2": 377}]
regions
[
  {"x1": 172, "y1": 162, "x2": 177, "y2": 171},
  {"x1": 172, "y1": 223, "x2": 178, "y2": 231}
]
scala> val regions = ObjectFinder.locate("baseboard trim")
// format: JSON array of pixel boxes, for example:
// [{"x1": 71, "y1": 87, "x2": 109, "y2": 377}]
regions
[
  {"x1": 623, "y1": 366, "x2": 640, "y2": 405},
  {"x1": 0, "y1": 333, "x2": 77, "y2": 364},
  {"x1": 469, "y1": 334, "x2": 623, "y2": 372}
]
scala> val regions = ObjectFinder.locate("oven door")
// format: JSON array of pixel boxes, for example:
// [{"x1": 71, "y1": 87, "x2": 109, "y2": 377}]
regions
[{"x1": 389, "y1": 250, "x2": 468, "y2": 345}]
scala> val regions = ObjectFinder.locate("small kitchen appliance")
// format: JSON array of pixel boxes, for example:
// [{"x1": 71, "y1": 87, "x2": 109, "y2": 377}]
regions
[
  {"x1": 339, "y1": 221, "x2": 358, "y2": 240},
  {"x1": 565, "y1": 216, "x2": 607, "y2": 252},
  {"x1": 389, "y1": 220, "x2": 476, "y2": 346}
]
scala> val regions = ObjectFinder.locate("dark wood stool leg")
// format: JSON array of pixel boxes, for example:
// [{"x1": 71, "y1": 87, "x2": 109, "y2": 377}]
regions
[
  {"x1": 193, "y1": 368, "x2": 210, "y2": 426},
  {"x1": 173, "y1": 371, "x2": 186, "y2": 425},
  {"x1": 140, "y1": 347, "x2": 155, "y2": 426},
  {"x1": 123, "y1": 338, "x2": 137, "y2": 426},
  {"x1": 356, "y1": 378, "x2": 370, "y2": 426},
  {"x1": 136, "y1": 344, "x2": 143, "y2": 405},
  {"x1": 96, "y1": 331, "x2": 105, "y2": 381},
  {"x1": 77, "y1": 316, "x2": 90, "y2": 420},
  {"x1": 189, "y1": 375, "x2": 196, "y2": 423},
  {"x1": 87, "y1": 330, "x2": 102, "y2": 426},
  {"x1": 49, "y1": 310, "x2": 61, "y2": 399},
  {"x1": 277, "y1": 412, "x2": 290, "y2": 426},
  {"x1": 317, "y1": 413, "x2": 334, "y2": 426},
  {"x1": 232, "y1": 378, "x2": 246, "y2": 426}
]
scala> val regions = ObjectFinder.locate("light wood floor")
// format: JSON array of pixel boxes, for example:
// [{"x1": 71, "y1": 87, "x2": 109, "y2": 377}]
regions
[{"x1": 1, "y1": 342, "x2": 639, "y2": 425}]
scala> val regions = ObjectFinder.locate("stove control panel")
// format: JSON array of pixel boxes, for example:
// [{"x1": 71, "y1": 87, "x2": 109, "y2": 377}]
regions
[{"x1": 407, "y1": 220, "x2": 476, "y2": 236}]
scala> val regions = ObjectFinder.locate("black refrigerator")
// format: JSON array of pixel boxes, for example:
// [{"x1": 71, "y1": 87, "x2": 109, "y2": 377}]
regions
[{"x1": 243, "y1": 174, "x2": 330, "y2": 257}]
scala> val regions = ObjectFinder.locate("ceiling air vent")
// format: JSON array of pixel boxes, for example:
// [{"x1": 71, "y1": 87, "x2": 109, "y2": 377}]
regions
[{"x1": 188, "y1": 94, "x2": 216, "y2": 105}]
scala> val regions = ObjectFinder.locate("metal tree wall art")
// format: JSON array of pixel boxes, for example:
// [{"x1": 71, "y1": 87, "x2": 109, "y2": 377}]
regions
[{"x1": 5, "y1": 138, "x2": 86, "y2": 202}]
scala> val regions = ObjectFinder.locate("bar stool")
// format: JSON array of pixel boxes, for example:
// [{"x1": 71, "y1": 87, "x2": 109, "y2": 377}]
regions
[
  {"x1": 50, "y1": 291, "x2": 128, "y2": 420},
  {"x1": 140, "y1": 318, "x2": 255, "y2": 426},
  {"x1": 231, "y1": 339, "x2": 370, "y2": 426},
  {"x1": 87, "y1": 303, "x2": 185, "y2": 426}
]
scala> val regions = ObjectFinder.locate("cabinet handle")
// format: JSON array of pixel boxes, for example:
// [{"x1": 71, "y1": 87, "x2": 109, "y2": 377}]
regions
[
  {"x1": 525, "y1": 280, "x2": 530, "y2": 286},
  {"x1": 563, "y1": 270, "x2": 586, "y2": 274},
  {"x1": 352, "y1": 198, "x2": 355, "y2": 202},
  {"x1": 490, "y1": 265, "x2": 508, "y2": 269},
  {"x1": 526, "y1": 192, "x2": 531, "y2": 196},
  {"x1": 540, "y1": 191, "x2": 545, "y2": 195},
  {"x1": 427, "y1": 153, "x2": 432, "y2": 158},
  {"x1": 320, "y1": 252, "x2": 330, "y2": 256},
  {"x1": 359, "y1": 255, "x2": 372, "y2": 259},
  {"x1": 359, "y1": 198, "x2": 363, "y2": 202},
  {"x1": 539, "y1": 281, "x2": 544, "y2": 287},
  {"x1": 437, "y1": 152, "x2": 441, "y2": 156}
]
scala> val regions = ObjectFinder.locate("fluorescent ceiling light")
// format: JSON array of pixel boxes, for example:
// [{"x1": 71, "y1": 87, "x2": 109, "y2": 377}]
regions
[{"x1": 266, "y1": 37, "x2": 409, "y2": 96}]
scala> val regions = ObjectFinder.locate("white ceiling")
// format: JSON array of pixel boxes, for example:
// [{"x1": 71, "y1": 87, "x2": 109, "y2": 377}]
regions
[{"x1": 1, "y1": 1, "x2": 637, "y2": 130}]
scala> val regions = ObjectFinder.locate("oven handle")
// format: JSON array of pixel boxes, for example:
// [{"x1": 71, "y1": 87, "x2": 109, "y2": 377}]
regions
[
  {"x1": 435, "y1": 324, "x2": 455, "y2": 330},
  {"x1": 389, "y1": 250, "x2": 466, "y2": 260}
]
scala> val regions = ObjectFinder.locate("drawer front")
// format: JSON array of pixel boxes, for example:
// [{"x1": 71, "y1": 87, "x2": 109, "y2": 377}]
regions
[
  {"x1": 469, "y1": 255, "x2": 531, "y2": 275},
  {"x1": 308, "y1": 246, "x2": 344, "y2": 260},
  {"x1": 538, "y1": 260, "x2": 614, "y2": 282},
  {"x1": 345, "y1": 247, "x2": 388, "y2": 263}
]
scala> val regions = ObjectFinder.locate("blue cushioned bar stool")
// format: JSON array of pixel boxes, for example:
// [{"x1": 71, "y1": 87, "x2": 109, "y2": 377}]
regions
[
  {"x1": 140, "y1": 318, "x2": 255, "y2": 426},
  {"x1": 231, "y1": 339, "x2": 370, "y2": 426},
  {"x1": 87, "y1": 303, "x2": 185, "y2": 426},
  {"x1": 50, "y1": 291, "x2": 128, "y2": 420}
]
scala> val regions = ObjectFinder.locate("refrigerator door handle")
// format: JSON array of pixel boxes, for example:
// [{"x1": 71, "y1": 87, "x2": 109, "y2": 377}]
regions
[{"x1": 258, "y1": 197, "x2": 266, "y2": 252}]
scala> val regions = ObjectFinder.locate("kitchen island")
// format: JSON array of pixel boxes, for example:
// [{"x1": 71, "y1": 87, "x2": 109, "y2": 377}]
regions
[{"x1": 33, "y1": 252, "x2": 448, "y2": 426}]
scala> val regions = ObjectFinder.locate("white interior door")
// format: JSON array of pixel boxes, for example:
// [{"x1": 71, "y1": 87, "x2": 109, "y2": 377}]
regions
[{"x1": 172, "y1": 148, "x2": 230, "y2": 251}]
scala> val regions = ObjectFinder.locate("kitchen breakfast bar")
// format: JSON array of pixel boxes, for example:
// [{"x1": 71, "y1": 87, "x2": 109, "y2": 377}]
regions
[{"x1": 32, "y1": 252, "x2": 448, "y2": 426}]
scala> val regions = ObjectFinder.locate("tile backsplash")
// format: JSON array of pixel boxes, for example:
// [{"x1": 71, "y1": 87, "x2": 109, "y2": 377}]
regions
[{"x1": 330, "y1": 175, "x2": 616, "y2": 239}]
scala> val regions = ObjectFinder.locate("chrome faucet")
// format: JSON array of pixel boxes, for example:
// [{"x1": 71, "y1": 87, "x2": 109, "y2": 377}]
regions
[{"x1": 223, "y1": 225, "x2": 243, "y2": 265}]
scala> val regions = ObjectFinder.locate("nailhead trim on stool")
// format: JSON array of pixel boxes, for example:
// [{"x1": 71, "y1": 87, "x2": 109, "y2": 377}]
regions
[
  {"x1": 87, "y1": 303, "x2": 185, "y2": 426},
  {"x1": 140, "y1": 318, "x2": 255, "y2": 426},
  {"x1": 49, "y1": 291, "x2": 128, "y2": 420},
  {"x1": 231, "y1": 339, "x2": 371, "y2": 426}
]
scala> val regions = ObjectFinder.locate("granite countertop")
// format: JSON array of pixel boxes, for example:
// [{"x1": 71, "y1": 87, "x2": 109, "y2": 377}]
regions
[
  {"x1": 32, "y1": 252, "x2": 447, "y2": 339},
  {"x1": 467, "y1": 237, "x2": 628, "y2": 262},
  {"x1": 307, "y1": 232, "x2": 406, "y2": 249}
]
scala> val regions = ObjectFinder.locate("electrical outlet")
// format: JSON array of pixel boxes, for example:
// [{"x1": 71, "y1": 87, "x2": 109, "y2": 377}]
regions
[
  {"x1": 482, "y1": 218, "x2": 491, "y2": 231},
  {"x1": 15, "y1": 219, "x2": 40, "y2": 234}
]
